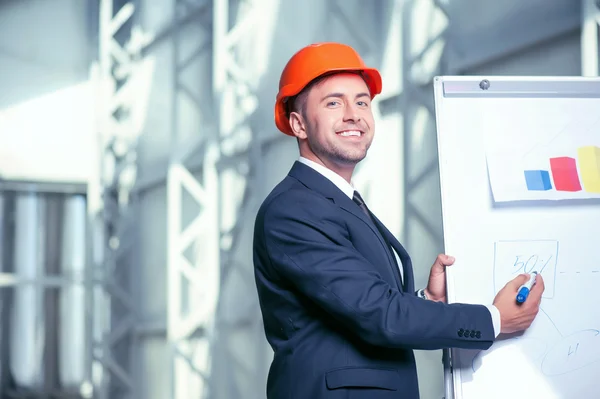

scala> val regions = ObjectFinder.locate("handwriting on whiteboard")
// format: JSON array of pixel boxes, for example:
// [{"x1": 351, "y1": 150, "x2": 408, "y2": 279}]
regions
[
  {"x1": 542, "y1": 329, "x2": 600, "y2": 376},
  {"x1": 493, "y1": 240, "x2": 558, "y2": 298}
]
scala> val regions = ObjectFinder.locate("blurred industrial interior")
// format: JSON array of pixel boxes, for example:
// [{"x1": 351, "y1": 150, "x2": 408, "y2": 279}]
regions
[{"x1": 0, "y1": 0, "x2": 597, "y2": 398}]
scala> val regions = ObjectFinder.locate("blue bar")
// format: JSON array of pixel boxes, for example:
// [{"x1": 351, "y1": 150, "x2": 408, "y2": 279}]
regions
[{"x1": 524, "y1": 170, "x2": 553, "y2": 191}]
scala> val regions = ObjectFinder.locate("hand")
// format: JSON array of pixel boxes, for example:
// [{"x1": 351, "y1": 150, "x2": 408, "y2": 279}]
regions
[
  {"x1": 493, "y1": 273, "x2": 545, "y2": 334},
  {"x1": 424, "y1": 254, "x2": 455, "y2": 303}
]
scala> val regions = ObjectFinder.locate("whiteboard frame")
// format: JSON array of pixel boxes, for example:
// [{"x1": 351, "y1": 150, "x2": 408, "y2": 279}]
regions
[{"x1": 432, "y1": 75, "x2": 600, "y2": 399}]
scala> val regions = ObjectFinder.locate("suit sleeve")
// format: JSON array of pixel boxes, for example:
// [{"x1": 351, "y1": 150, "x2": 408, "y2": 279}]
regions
[{"x1": 260, "y1": 192, "x2": 495, "y2": 350}]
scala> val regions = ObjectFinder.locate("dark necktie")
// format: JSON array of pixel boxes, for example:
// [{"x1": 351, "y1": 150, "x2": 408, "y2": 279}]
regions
[
  {"x1": 352, "y1": 191, "x2": 374, "y2": 223},
  {"x1": 352, "y1": 191, "x2": 403, "y2": 284}
]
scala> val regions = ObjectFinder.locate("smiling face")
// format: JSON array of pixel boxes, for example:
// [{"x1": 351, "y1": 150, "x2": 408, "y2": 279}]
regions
[{"x1": 288, "y1": 72, "x2": 375, "y2": 181}]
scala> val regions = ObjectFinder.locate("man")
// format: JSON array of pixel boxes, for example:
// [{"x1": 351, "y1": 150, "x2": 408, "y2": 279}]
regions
[{"x1": 253, "y1": 42, "x2": 544, "y2": 399}]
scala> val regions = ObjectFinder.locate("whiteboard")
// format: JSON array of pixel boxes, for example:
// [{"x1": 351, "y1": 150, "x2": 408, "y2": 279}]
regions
[{"x1": 433, "y1": 76, "x2": 600, "y2": 399}]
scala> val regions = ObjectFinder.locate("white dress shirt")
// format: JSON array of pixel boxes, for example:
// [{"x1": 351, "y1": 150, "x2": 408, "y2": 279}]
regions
[{"x1": 297, "y1": 156, "x2": 501, "y2": 338}]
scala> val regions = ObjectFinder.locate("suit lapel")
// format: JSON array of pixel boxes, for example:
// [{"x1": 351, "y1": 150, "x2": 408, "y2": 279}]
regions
[
  {"x1": 288, "y1": 161, "x2": 377, "y2": 233},
  {"x1": 288, "y1": 162, "x2": 406, "y2": 291}
]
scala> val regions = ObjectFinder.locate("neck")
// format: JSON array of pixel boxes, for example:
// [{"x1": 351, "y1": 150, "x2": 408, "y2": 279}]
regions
[{"x1": 300, "y1": 152, "x2": 355, "y2": 183}]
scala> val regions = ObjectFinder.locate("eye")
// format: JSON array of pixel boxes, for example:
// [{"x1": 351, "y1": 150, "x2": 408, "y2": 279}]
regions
[
  {"x1": 357, "y1": 100, "x2": 369, "y2": 107},
  {"x1": 326, "y1": 101, "x2": 340, "y2": 107}
]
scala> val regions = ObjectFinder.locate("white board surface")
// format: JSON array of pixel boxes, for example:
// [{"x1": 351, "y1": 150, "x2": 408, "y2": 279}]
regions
[{"x1": 434, "y1": 76, "x2": 600, "y2": 399}]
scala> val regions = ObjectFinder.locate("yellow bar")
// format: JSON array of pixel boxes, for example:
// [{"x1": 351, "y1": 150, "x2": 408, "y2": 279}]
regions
[{"x1": 577, "y1": 145, "x2": 600, "y2": 193}]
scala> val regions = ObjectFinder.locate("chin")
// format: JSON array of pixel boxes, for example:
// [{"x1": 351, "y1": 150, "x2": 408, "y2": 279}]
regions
[{"x1": 338, "y1": 153, "x2": 367, "y2": 165}]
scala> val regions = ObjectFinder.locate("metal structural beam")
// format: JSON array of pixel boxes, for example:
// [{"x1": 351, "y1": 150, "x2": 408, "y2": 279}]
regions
[
  {"x1": 582, "y1": 0, "x2": 600, "y2": 76},
  {"x1": 167, "y1": 142, "x2": 219, "y2": 399},
  {"x1": 166, "y1": 0, "x2": 267, "y2": 395},
  {"x1": 89, "y1": 1, "x2": 152, "y2": 398},
  {"x1": 394, "y1": 1, "x2": 450, "y2": 395},
  {"x1": 212, "y1": 0, "x2": 276, "y2": 393},
  {"x1": 212, "y1": 0, "x2": 260, "y2": 302},
  {"x1": 397, "y1": 0, "x2": 448, "y2": 252},
  {"x1": 167, "y1": 0, "x2": 288, "y2": 396},
  {"x1": 166, "y1": 0, "x2": 217, "y2": 398}
]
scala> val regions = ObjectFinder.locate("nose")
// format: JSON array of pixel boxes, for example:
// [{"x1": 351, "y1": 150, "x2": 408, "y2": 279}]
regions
[{"x1": 343, "y1": 103, "x2": 361, "y2": 122}]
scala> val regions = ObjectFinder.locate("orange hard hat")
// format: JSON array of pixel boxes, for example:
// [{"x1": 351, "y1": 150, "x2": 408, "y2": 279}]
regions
[{"x1": 274, "y1": 42, "x2": 382, "y2": 136}]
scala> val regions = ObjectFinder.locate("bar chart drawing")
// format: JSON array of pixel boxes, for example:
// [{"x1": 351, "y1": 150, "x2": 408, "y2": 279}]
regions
[
  {"x1": 524, "y1": 146, "x2": 600, "y2": 194},
  {"x1": 485, "y1": 102, "x2": 600, "y2": 203}
]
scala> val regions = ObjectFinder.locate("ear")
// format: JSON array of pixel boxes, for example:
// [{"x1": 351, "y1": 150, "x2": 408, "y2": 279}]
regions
[{"x1": 289, "y1": 112, "x2": 308, "y2": 140}]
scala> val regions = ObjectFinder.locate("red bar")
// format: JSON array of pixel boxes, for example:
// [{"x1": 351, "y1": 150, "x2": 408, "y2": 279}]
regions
[{"x1": 550, "y1": 157, "x2": 581, "y2": 192}]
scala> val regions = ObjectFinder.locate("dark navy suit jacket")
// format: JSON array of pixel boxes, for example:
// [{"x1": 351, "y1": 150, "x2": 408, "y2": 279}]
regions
[{"x1": 253, "y1": 161, "x2": 495, "y2": 399}]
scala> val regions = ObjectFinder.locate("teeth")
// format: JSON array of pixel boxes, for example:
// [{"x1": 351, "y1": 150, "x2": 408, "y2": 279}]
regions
[{"x1": 339, "y1": 130, "x2": 361, "y2": 137}]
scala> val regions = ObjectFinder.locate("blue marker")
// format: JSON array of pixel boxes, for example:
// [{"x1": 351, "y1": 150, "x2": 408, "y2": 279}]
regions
[{"x1": 516, "y1": 271, "x2": 538, "y2": 303}]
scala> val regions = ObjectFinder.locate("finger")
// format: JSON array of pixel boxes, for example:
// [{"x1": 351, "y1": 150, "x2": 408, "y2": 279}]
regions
[
  {"x1": 509, "y1": 273, "x2": 530, "y2": 288},
  {"x1": 525, "y1": 277, "x2": 545, "y2": 308},
  {"x1": 529, "y1": 292, "x2": 542, "y2": 309},
  {"x1": 537, "y1": 274, "x2": 545, "y2": 290},
  {"x1": 530, "y1": 274, "x2": 545, "y2": 296},
  {"x1": 531, "y1": 273, "x2": 544, "y2": 290},
  {"x1": 436, "y1": 254, "x2": 455, "y2": 266}
]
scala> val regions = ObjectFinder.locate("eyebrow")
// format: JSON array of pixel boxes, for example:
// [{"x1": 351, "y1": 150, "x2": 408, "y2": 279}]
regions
[{"x1": 321, "y1": 92, "x2": 371, "y2": 102}]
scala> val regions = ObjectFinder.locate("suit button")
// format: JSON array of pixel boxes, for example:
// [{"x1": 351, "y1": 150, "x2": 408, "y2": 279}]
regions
[
  {"x1": 476, "y1": 331, "x2": 481, "y2": 339},
  {"x1": 469, "y1": 330, "x2": 475, "y2": 338},
  {"x1": 464, "y1": 329, "x2": 470, "y2": 337},
  {"x1": 457, "y1": 328, "x2": 464, "y2": 337}
]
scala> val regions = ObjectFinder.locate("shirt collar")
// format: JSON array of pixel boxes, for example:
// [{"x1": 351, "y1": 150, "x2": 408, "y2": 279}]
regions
[{"x1": 297, "y1": 156, "x2": 355, "y2": 199}]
